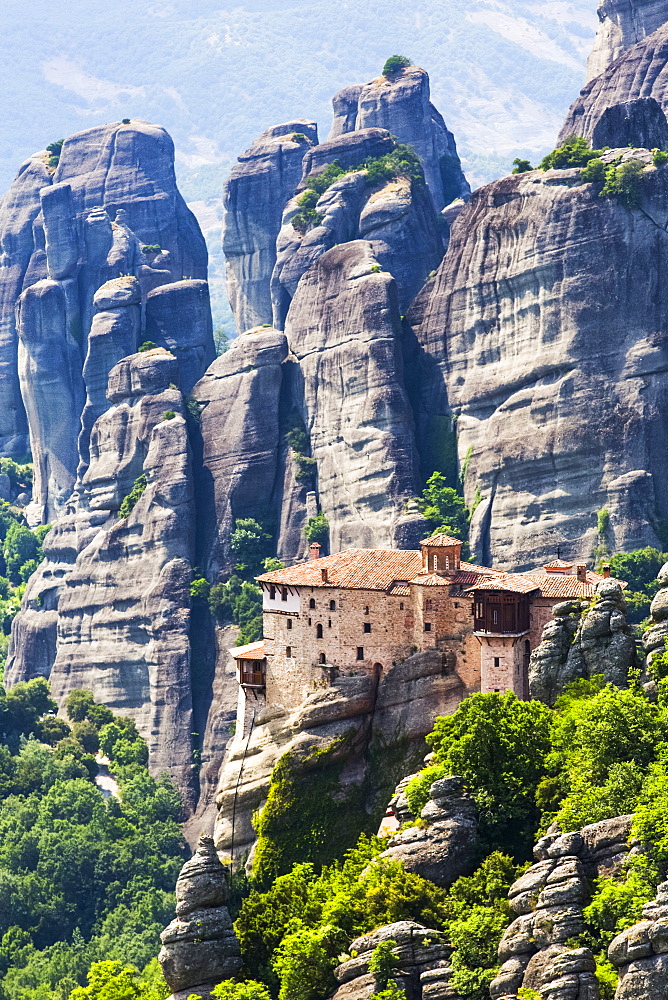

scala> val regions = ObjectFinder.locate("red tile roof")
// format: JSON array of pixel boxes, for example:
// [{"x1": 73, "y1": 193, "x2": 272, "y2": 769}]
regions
[
  {"x1": 233, "y1": 640, "x2": 266, "y2": 660},
  {"x1": 258, "y1": 549, "x2": 423, "y2": 590},
  {"x1": 466, "y1": 575, "x2": 539, "y2": 595},
  {"x1": 543, "y1": 558, "x2": 574, "y2": 570},
  {"x1": 420, "y1": 533, "x2": 463, "y2": 547}
]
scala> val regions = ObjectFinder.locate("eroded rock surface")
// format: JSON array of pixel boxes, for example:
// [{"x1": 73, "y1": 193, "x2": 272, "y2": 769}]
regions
[
  {"x1": 586, "y1": 0, "x2": 668, "y2": 81},
  {"x1": 642, "y1": 561, "x2": 668, "y2": 671},
  {"x1": 408, "y1": 158, "x2": 668, "y2": 570},
  {"x1": 530, "y1": 581, "x2": 636, "y2": 704},
  {"x1": 609, "y1": 879, "x2": 668, "y2": 998},
  {"x1": 223, "y1": 120, "x2": 318, "y2": 332},
  {"x1": 159, "y1": 835, "x2": 241, "y2": 999},
  {"x1": 379, "y1": 777, "x2": 478, "y2": 888},
  {"x1": 491, "y1": 817, "x2": 632, "y2": 999},
  {"x1": 284, "y1": 241, "x2": 421, "y2": 551}
]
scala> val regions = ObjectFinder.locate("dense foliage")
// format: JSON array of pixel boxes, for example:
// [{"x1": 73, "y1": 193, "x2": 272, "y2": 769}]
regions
[
  {"x1": 382, "y1": 55, "x2": 411, "y2": 76},
  {"x1": 602, "y1": 547, "x2": 668, "y2": 624},
  {"x1": 0, "y1": 683, "x2": 185, "y2": 1000},
  {"x1": 412, "y1": 472, "x2": 471, "y2": 549}
]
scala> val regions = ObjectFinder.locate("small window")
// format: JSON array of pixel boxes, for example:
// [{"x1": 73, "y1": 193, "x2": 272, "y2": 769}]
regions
[
  {"x1": 309, "y1": 598, "x2": 316, "y2": 609},
  {"x1": 432, "y1": 554, "x2": 437, "y2": 571},
  {"x1": 425, "y1": 598, "x2": 432, "y2": 611},
  {"x1": 454, "y1": 602, "x2": 460, "y2": 608},
  {"x1": 281, "y1": 588, "x2": 288, "y2": 602},
  {"x1": 269, "y1": 585, "x2": 276, "y2": 600},
  {"x1": 329, "y1": 600, "x2": 336, "y2": 611},
  {"x1": 286, "y1": 646, "x2": 292, "y2": 657},
  {"x1": 493, "y1": 610, "x2": 499, "y2": 625},
  {"x1": 494, "y1": 657, "x2": 500, "y2": 668},
  {"x1": 399, "y1": 602, "x2": 404, "y2": 610},
  {"x1": 287, "y1": 619, "x2": 292, "y2": 630},
  {"x1": 308, "y1": 617, "x2": 312, "y2": 626},
  {"x1": 316, "y1": 623, "x2": 323, "y2": 638},
  {"x1": 357, "y1": 647, "x2": 364, "y2": 660},
  {"x1": 328, "y1": 619, "x2": 332, "y2": 628},
  {"x1": 319, "y1": 652, "x2": 326, "y2": 664},
  {"x1": 424, "y1": 622, "x2": 432, "y2": 632},
  {"x1": 363, "y1": 622, "x2": 371, "y2": 634},
  {"x1": 445, "y1": 555, "x2": 450, "y2": 570},
  {"x1": 364, "y1": 606, "x2": 369, "y2": 615}
]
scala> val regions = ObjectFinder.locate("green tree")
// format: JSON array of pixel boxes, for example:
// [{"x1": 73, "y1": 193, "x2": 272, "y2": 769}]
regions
[
  {"x1": 511, "y1": 158, "x2": 532, "y2": 173},
  {"x1": 3, "y1": 522, "x2": 40, "y2": 585},
  {"x1": 65, "y1": 691, "x2": 96, "y2": 723},
  {"x1": 272, "y1": 923, "x2": 345, "y2": 1000},
  {"x1": 368, "y1": 941, "x2": 400, "y2": 989},
  {"x1": 382, "y1": 55, "x2": 411, "y2": 76},
  {"x1": 305, "y1": 514, "x2": 329, "y2": 549},
  {"x1": 539, "y1": 135, "x2": 603, "y2": 170},
  {"x1": 118, "y1": 475, "x2": 147, "y2": 519},
  {"x1": 231, "y1": 519, "x2": 272, "y2": 578},
  {"x1": 412, "y1": 473, "x2": 470, "y2": 544},
  {"x1": 419, "y1": 692, "x2": 552, "y2": 858},
  {"x1": 212, "y1": 982, "x2": 273, "y2": 1000}
]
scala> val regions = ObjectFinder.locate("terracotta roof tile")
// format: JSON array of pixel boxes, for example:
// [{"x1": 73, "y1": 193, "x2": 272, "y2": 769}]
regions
[
  {"x1": 257, "y1": 549, "x2": 423, "y2": 591},
  {"x1": 522, "y1": 572, "x2": 595, "y2": 598},
  {"x1": 420, "y1": 533, "x2": 463, "y2": 547},
  {"x1": 544, "y1": 558, "x2": 574, "y2": 569},
  {"x1": 465, "y1": 575, "x2": 539, "y2": 595},
  {"x1": 388, "y1": 584, "x2": 411, "y2": 596},
  {"x1": 232, "y1": 640, "x2": 266, "y2": 659}
]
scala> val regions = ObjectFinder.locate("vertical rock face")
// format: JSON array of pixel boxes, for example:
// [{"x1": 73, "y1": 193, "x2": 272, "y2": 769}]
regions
[
  {"x1": 145, "y1": 279, "x2": 215, "y2": 393},
  {"x1": 159, "y1": 834, "x2": 241, "y2": 998},
  {"x1": 609, "y1": 879, "x2": 668, "y2": 998},
  {"x1": 561, "y1": 22, "x2": 668, "y2": 145},
  {"x1": 642, "y1": 561, "x2": 668, "y2": 670},
  {"x1": 284, "y1": 241, "x2": 420, "y2": 551},
  {"x1": 192, "y1": 328, "x2": 289, "y2": 579},
  {"x1": 590, "y1": 97, "x2": 668, "y2": 149},
  {"x1": 586, "y1": 0, "x2": 668, "y2": 81},
  {"x1": 329, "y1": 65, "x2": 470, "y2": 212},
  {"x1": 408, "y1": 159, "x2": 668, "y2": 570},
  {"x1": 0, "y1": 152, "x2": 52, "y2": 457},
  {"x1": 530, "y1": 582, "x2": 636, "y2": 704},
  {"x1": 491, "y1": 817, "x2": 632, "y2": 1000},
  {"x1": 0, "y1": 119, "x2": 209, "y2": 496},
  {"x1": 223, "y1": 120, "x2": 318, "y2": 332}
]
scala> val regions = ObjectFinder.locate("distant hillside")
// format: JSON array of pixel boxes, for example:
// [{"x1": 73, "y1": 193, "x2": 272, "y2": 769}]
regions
[{"x1": 3, "y1": 0, "x2": 595, "y2": 202}]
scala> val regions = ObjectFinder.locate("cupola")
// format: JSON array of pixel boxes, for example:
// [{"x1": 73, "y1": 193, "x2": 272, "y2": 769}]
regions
[{"x1": 420, "y1": 533, "x2": 462, "y2": 574}]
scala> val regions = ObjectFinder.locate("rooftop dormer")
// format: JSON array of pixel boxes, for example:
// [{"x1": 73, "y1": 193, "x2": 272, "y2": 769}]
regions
[{"x1": 420, "y1": 533, "x2": 462, "y2": 574}]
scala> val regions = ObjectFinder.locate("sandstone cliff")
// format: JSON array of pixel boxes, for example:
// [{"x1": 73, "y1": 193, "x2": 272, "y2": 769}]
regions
[
  {"x1": 407, "y1": 154, "x2": 668, "y2": 570},
  {"x1": 586, "y1": 0, "x2": 668, "y2": 81}
]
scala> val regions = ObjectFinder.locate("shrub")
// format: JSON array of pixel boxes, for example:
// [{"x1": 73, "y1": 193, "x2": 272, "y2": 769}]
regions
[
  {"x1": 581, "y1": 157, "x2": 607, "y2": 183},
  {"x1": 46, "y1": 139, "x2": 64, "y2": 168},
  {"x1": 539, "y1": 135, "x2": 604, "y2": 170},
  {"x1": 382, "y1": 55, "x2": 411, "y2": 76},
  {"x1": 305, "y1": 513, "x2": 329, "y2": 548},
  {"x1": 212, "y1": 982, "x2": 273, "y2": 1000},
  {"x1": 141, "y1": 244, "x2": 161, "y2": 253},
  {"x1": 118, "y1": 474, "x2": 147, "y2": 518},
  {"x1": 412, "y1": 472, "x2": 470, "y2": 546},
  {"x1": 163, "y1": 411, "x2": 176, "y2": 421},
  {"x1": 368, "y1": 940, "x2": 400, "y2": 989},
  {"x1": 511, "y1": 158, "x2": 533, "y2": 174},
  {"x1": 231, "y1": 518, "x2": 272, "y2": 577},
  {"x1": 599, "y1": 159, "x2": 645, "y2": 208},
  {"x1": 653, "y1": 149, "x2": 668, "y2": 166},
  {"x1": 138, "y1": 341, "x2": 158, "y2": 353}
]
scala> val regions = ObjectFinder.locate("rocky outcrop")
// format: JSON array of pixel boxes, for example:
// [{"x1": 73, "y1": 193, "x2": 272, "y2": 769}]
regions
[
  {"x1": 159, "y1": 834, "x2": 241, "y2": 1000},
  {"x1": 491, "y1": 816, "x2": 632, "y2": 999},
  {"x1": 407, "y1": 155, "x2": 668, "y2": 570},
  {"x1": 272, "y1": 161, "x2": 444, "y2": 328},
  {"x1": 591, "y1": 97, "x2": 668, "y2": 149},
  {"x1": 192, "y1": 327, "x2": 290, "y2": 579},
  {"x1": 329, "y1": 66, "x2": 470, "y2": 212},
  {"x1": 145, "y1": 279, "x2": 215, "y2": 393},
  {"x1": 214, "y1": 651, "x2": 464, "y2": 863},
  {"x1": 223, "y1": 120, "x2": 318, "y2": 332},
  {"x1": 562, "y1": 22, "x2": 668, "y2": 146},
  {"x1": 642, "y1": 561, "x2": 668, "y2": 670},
  {"x1": 332, "y1": 922, "x2": 452, "y2": 1000},
  {"x1": 284, "y1": 241, "x2": 421, "y2": 552},
  {"x1": 0, "y1": 121, "x2": 207, "y2": 461},
  {"x1": 609, "y1": 879, "x2": 668, "y2": 998},
  {"x1": 530, "y1": 581, "x2": 636, "y2": 704},
  {"x1": 586, "y1": 0, "x2": 668, "y2": 81},
  {"x1": 379, "y1": 776, "x2": 477, "y2": 888}
]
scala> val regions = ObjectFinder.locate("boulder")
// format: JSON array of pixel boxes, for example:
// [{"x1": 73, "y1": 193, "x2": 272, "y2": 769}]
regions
[
  {"x1": 591, "y1": 97, "x2": 668, "y2": 150},
  {"x1": 144, "y1": 279, "x2": 215, "y2": 393},
  {"x1": 610, "y1": 880, "x2": 668, "y2": 998}
]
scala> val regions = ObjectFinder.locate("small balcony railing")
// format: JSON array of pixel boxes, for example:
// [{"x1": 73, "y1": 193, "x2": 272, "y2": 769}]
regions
[{"x1": 240, "y1": 671, "x2": 265, "y2": 688}]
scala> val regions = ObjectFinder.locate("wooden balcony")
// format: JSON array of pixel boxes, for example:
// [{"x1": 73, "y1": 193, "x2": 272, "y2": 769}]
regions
[{"x1": 240, "y1": 670, "x2": 265, "y2": 688}]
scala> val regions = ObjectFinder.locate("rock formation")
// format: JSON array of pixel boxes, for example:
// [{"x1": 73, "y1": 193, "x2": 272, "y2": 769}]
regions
[
  {"x1": 332, "y1": 922, "x2": 453, "y2": 1000},
  {"x1": 0, "y1": 121, "x2": 208, "y2": 461},
  {"x1": 223, "y1": 121, "x2": 318, "y2": 332},
  {"x1": 379, "y1": 776, "x2": 478, "y2": 888},
  {"x1": 561, "y1": 22, "x2": 668, "y2": 147},
  {"x1": 407, "y1": 153, "x2": 668, "y2": 570},
  {"x1": 642, "y1": 561, "x2": 668, "y2": 671},
  {"x1": 609, "y1": 878, "x2": 668, "y2": 998},
  {"x1": 490, "y1": 816, "x2": 632, "y2": 999},
  {"x1": 272, "y1": 150, "x2": 444, "y2": 327},
  {"x1": 284, "y1": 241, "x2": 421, "y2": 551},
  {"x1": 328, "y1": 65, "x2": 470, "y2": 213},
  {"x1": 530, "y1": 581, "x2": 636, "y2": 704},
  {"x1": 214, "y1": 650, "x2": 464, "y2": 863},
  {"x1": 159, "y1": 834, "x2": 241, "y2": 1000},
  {"x1": 586, "y1": 0, "x2": 668, "y2": 82}
]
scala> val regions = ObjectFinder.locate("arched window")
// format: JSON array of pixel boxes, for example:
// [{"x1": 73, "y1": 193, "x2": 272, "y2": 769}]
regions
[
  {"x1": 286, "y1": 646, "x2": 292, "y2": 657},
  {"x1": 316, "y1": 623, "x2": 323, "y2": 638},
  {"x1": 287, "y1": 619, "x2": 292, "y2": 630},
  {"x1": 318, "y1": 652, "x2": 326, "y2": 664},
  {"x1": 309, "y1": 598, "x2": 316, "y2": 609},
  {"x1": 433, "y1": 554, "x2": 438, "y2": 571},
  {"x1": 329, "y1": 600, "x2": 336, "y2": 611},
  {"x1": 445, "y1": 555, "x2": 450, "y2": 570}
]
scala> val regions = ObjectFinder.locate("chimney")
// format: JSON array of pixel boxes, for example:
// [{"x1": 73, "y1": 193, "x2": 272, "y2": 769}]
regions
[
  {"x1": 321, "y1": 567, "x2": 328, "y2": 583},
  {"x1": 602, "y1": 563, "x2": 611, "y2": 579},
  {"x1": 576, "y1": 563, "x2": 587, "y2": 582},
  {"x1": 309, "y1": 542, "x2": 321, "y2": 560}
]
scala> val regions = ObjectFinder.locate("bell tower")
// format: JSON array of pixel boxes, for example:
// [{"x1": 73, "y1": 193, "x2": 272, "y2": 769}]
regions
[{"x1": 420, "y1": 533, "x2": 462, "y2": 574}]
